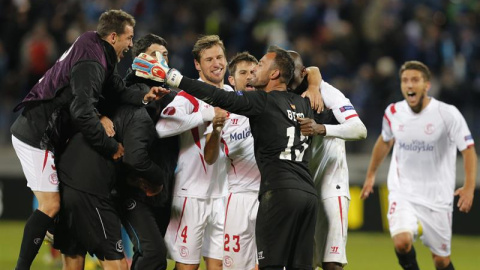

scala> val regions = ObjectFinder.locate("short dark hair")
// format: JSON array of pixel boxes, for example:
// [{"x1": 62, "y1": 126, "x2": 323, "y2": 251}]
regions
[
  {"x1": 228, "y1": 52, "x2": 258, "y2": 76},
  {"x1": 267, "y1": 45, "x2": 294, "y2": 85},
  {"x1": 399, "y1": 60, "x2": 431, "y2": 81},
  {"x1": 97, "y1": 9, "x2": 135, "y2": 38},
  {"x1": 132, "y1": 34, "x2": 167, "y2": 57},
  {"x1": 192, "y1": 35, "x2": 226, "y2": 62}
]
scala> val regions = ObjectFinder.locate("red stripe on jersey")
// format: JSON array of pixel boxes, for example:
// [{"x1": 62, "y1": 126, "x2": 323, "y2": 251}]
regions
[
  {"x1": 175, "y1": 197, "x2": 188, "y2": 243},
  {"x1": 42, "y1": 150, "x2": 49, "y2": 172},
  {"x1": 222, "y1": 139, "x2": 237, "y2": 175},
  {"x1": 345, "y1": 114, "x2": 358, "y2": 120},
  {"x1": 467, "y1": 143, "x2": 475, "y2": 148},
  {"x1": 199, "y1": 153, "x2": 207, "y2": 174},
  {"x1": 390, "y1": 104, "x2": 396, "y2": 114},
  {"x1": 383, "y1": 114, "x2": 392, "y2": 128},
  {"x1": 338, "y1": 196, "x2": 344, "y2": 236},
  {"x1": 224, "y1": 193, "x2": 233, "y2": 227},
  {"x1": 178, "y1": 91, "x2": 199, "y2": 112},
  {"x1": 178, "y1": 91, "x2": 204, "y2": 153}
]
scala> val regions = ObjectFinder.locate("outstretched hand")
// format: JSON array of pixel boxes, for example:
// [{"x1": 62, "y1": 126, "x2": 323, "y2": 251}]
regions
[
  {"x1": 132, "y1": 53, "x2": 169, "y2": 82},
  {"x1": 143, "y1": 86, "x2": 170, "y2": 103},
  {"x1": 132, "y1": 53, "x2": 183, "y2": 88}
]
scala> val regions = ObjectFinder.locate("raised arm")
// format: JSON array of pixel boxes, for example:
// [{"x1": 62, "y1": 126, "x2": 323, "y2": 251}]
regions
[
  {"x1": 361, "y1": 135, "x2": 394, "y2": 199},
  {"x1": 301, "y1": 66, "x2": 324, "y2": 113},
  {"x1": 155, "y1": 93, "x2": 215, "y2": 138},
  {"x1": 132, "y1": 53, "x2": 265, "y2": 117},
  {"x1": 204, "y1": 108, "x2": 228, "y2": 165}
]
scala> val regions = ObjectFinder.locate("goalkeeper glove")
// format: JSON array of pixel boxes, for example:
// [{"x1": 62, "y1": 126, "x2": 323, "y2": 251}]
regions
[{"x1": 132, "y1": 52, "x2": 182, "y2": 88}]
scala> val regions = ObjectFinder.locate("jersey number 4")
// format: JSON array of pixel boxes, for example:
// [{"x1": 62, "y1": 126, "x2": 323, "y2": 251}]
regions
[{"x1": 279, "y1": 126, "x2": 309, "y2": 161}]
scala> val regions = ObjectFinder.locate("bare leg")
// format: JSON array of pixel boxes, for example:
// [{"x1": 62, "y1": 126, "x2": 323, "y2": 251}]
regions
[
  {"x1": 204, "y1": 257, "x2": 222, "y2": 270},
  {"x1": 99, "y1": 257, "x2": 129, "y2": 270},
  {"x1": 62, "y1": 254, "x2": 85, "y2": 270}
]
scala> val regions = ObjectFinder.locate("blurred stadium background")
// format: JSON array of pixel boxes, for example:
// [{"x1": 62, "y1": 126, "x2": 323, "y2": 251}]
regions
[{"x1": 0, "y1": 0, "x2": 479, "y2": 269}]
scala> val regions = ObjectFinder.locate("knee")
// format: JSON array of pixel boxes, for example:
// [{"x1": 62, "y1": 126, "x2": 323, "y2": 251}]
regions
[
  {"x1": 393, "y1": 234, "x2": 413, "y2": 254},
  {"x1": 432, "y1": 255, "x2": 450, "y2": 269},
  {"x1": 38, "y1": 199, "x2": 60, "y2": 217},
  {"x1": 322, "y1": 262, "x2": 343, "y2": 270}
]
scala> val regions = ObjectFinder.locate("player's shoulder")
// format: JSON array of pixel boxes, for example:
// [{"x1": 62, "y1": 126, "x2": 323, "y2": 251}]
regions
[
  {"x1": 434, "y1": 98, "x2": 463, "y2": 121},
  {"x1": 385, "y1": 100, "x2": 406, "y2": 115},
  {"x1": 435, "y1": 98, "x2": 458, "y2": 113}
]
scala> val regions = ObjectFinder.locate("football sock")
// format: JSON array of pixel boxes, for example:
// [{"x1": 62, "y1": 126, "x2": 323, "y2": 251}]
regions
[
  {"x1": 437, "y1": 262, "x2": 454, "y2": 270},
  {"x1": 15, "y1": 209, "x2": 53, "y2": 270},
  {"x1": 395, "y1": 246, "x2": 420, "y2": 270}
]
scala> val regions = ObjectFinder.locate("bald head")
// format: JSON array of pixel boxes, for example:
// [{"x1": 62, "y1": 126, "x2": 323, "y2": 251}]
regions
[{"x1": 288, "y1": 50, "x2": 306, "y2": 91}]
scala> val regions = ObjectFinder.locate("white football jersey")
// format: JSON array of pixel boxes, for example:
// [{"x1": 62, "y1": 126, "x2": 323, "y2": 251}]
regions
[
  {"x1": 310, "y1": 81, "x2": 365, "y2": 199},
  {"x1": 205, "y1": 87, "x2": 260, "y2": 194},
  {"x1": 156, "y1": 84, "x2": 233, "y2": 198},
  {"x1": 382, "y1": 98, "x2": 474, "y2": 211},
  {"x1": 213, "y1": 112, "x2": 260, "y2": 193}
]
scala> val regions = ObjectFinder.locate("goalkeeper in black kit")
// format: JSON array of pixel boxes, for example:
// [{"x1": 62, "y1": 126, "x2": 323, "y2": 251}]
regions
[{"x1": 133, "y1": 45, "x2": 322, "y2": 270}]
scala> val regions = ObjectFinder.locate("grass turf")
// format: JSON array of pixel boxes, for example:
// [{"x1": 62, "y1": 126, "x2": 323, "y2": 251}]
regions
[{"x1": 1, "y1": 220, "x2": 478, "y2": 269}]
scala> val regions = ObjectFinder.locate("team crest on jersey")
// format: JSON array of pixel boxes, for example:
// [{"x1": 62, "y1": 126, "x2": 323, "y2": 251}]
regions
[
  {"x1": 116, "y1": 240, "x2": 124, "y2": 252},
  {"x1": 163, "y1": 106, "x2": 176, "y2": 115},
  {"x1": 339, "y1": 105, "x2": 354, "y2": 112},
  {"x1": 424, "y1": 123, "x2": 434, "y2": 134},
  {"x1": 223, "y1": 256, "x2": 233, "y2": 267},
  {"x1": 180, "y1": 246, "x2": 189, "y2": 257},
  {"x1": 290, "y1": 104, "x2": 296, "y2": 110},
  {"x1": 33, "y1": 237, "x2": 42, "y2": 245},
  {"x1": 49, "y1": 172, "x2": 59, "y2": 185},
  {"x1": 125, "y1": 199, "x2": 136, "y2": 210}
]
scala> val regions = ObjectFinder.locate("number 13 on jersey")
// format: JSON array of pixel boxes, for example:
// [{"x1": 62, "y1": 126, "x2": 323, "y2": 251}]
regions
[{"x1": 279, "y1": 126, "x2": 309, "y2": 161}]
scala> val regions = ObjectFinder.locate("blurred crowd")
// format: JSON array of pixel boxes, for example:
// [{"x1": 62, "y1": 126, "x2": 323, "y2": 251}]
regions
[{"x1": 1, "y1": 0, "x2": 479, "y2": 152}]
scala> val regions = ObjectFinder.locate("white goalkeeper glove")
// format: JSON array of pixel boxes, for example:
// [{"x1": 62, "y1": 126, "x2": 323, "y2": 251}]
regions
[{"x1": 132, "y1": 52, "x2": 183, "y2": 88}]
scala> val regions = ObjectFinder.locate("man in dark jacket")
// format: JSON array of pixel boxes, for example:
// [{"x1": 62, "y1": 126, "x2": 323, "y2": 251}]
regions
[
  {"x1": 10, "y1": 9, "x2": 162, "y2": 270},
  {"x1": 113, "y1": 33, "x2": 179, "y2": 270}
]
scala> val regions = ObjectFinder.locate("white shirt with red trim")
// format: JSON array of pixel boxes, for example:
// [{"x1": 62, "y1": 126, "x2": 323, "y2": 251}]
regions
[
  {"x1": 382, "y1": 98, "x2": 474, "y2": 211},
  {"x1": 311, "y1": 81, "x2": 366, "y2": 200},
  {"x1": 207, "y1": 110, "x2": 261, "y2": 194},
  {"x1": 156, "y1": 83, "x2": 233, "y2": 198}
]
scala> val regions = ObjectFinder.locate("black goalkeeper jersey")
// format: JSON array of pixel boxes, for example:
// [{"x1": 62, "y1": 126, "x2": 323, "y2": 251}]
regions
[{"x1": 178, "y1": 78, "x2": 316, "y2": 197}]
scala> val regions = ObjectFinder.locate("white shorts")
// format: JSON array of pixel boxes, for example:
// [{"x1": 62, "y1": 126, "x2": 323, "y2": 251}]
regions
[
  {"x1": 388, "y1": 193, "x2": 452, "y2": 256},
  {"x1": 314, "y1": 196, "x2": 349, "y2": 267},
  {"x1": 223, "y1": 192, "x2": 259, "y2": 270},
  {"x1": 165, "y1": 196, "x2": 225, "y2": 264},
  {"x1": 12, "y1": 135, "x2": 59, "y2": 192}
]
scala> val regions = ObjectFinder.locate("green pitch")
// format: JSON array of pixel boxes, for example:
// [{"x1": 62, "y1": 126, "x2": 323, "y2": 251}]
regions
[{"x1": 1, "y1": 221, "x2": 478, "y2": 269}]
